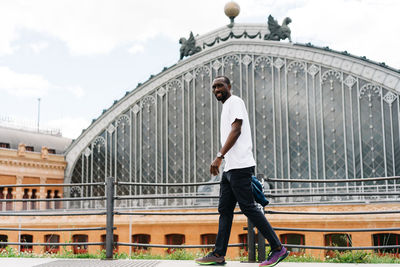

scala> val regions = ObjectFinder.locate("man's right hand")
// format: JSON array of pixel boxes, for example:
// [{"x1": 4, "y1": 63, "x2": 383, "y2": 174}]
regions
[{"x1": 210, "y1": 157, "x2": 223, "y2": 176}]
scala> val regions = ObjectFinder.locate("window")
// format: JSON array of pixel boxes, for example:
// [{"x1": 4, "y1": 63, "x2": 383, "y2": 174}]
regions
[
  {"x1": 280, "y1": 234, "x2": 305, "y2": 255},
  {"x1": 0, "y1": 143, "x2": 10, "y2": 148},
  {"x1": 46, "y1": 190, "x2": 52, "y2": 209},
  {"x1": 48, "y1": 149, "x2": 56, "y2": 154},
  {"x1": 72, "y1": 234, "x2": 88, "y2": 254},
  {"x1": 54, "y1": 190, "x2": 61, "y2": 209},
  {"x1": 6, "y1": 188, "x2": 12, "y2": 211},
  {"x1": 373, "y1": 233, "x2": 400, "y2": 255},
  {"x1": 44, "y1": 234, "x2": 59, "y2": 253},
  {"x1": 0, "y1": 189, "x2": 3, "y2": 211},
  {"x1": 101, "y1": 234, "x2": 118, "y2": 253},
  {"x1": 20, "y1": 234, "x2": 33, "y2": 253},
  {"x1": 165, "y1": 234, "x2": 185, "y2": 254},
  {"x1": 25, "y1": 146, "x2": 34, "y2": 152},
  {"x1": 325, "y1": 233, "x2": 352, "y2": 256},
  {"x1": 132, "y1": 234, "x2": 150, "y2": 253},
  {"x1": 0, "y1": 235, "x2": 8, "y2": 249},
  {"x1": 239, "y1": 233, "x2": 248, "y2": 256},
  {"x1": 22, "y1": 189, "x2": 29, "y2": 210},
  {"x1": 31, "y1": 189, "x2": 37, "y2": 210},
  {"x1": 201, "y1": 234, "x2": 217, "y2": 253}
]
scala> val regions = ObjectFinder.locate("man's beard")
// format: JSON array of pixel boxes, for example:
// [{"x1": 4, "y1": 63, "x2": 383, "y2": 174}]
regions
[{"x1": 215, "y1": 91, "x2": 227, "y2": 102}]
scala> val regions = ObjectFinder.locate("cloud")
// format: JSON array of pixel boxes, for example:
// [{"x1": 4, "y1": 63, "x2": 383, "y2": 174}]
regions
[
  {"x1": 0, "y1": 66, "x2": 86, "y2": 98},
  {"x1": 287, "y1": 0, "x2": 400, "y2": 67},
  {"x1": 0, "y1": 0, "x2": 398, "y2": 67},
  {"x1": 0, "y1": 66, "x2": 50, "y2": 97},
  {"x1": 0, "y1": 0, "x2": 231, "y2": 56},
  {"x1": 128, "y1": 44, "x2": 145, "y2": 55},
  {"x1": 47, "y1": 117, "x2": 90, "y2": 139},
  {"x1": 28, "y1": 41, "x2": 49, "y2": 54}
]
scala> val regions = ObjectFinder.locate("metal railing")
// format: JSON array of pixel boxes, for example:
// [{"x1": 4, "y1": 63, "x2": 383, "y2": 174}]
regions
[{"x1": 0, "y1": 176, "x2": 398, "y2": 262}]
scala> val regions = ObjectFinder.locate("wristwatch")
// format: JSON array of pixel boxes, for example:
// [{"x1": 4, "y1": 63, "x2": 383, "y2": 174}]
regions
[{"x1": 217, "y1": 152, "x2": 224, "y2": 159}]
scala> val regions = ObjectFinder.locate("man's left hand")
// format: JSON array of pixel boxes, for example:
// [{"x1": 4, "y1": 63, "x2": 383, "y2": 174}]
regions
[{"x1": 210, "y1": 157, "x2": 222, "y2": 176}]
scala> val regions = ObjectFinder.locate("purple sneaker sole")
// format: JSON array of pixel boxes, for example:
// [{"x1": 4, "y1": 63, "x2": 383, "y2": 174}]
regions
[{"x1": 259, "y1": 249, "x2": 289, "y2": 267}]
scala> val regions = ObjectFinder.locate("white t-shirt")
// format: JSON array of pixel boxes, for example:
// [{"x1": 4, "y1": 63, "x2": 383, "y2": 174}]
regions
[{"x1": 220, "y1": 95, "x2": 256, "y2": 172}]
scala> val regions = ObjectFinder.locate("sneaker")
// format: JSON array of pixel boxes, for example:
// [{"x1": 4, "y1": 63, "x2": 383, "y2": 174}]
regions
[
  {"x1": 195, "y1": 252, "x2": 226, "y2": 265},
  {"x1": 259, "y1": 246, "x2": 289, "y2": 267}
]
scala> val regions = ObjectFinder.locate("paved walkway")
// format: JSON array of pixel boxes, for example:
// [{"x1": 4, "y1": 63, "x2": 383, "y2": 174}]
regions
[{"x1": 1, "y1": 258, "x2": 400, "y2": 267}]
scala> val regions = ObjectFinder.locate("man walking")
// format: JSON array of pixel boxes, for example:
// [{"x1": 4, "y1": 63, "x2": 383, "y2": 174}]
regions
[{"x1": 195, "y1": 76, "x2": 288, "y2": 267}]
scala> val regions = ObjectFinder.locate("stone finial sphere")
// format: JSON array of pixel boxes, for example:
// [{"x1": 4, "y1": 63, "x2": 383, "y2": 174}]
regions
[{"x1": 224, "y1": 1, "x2": 240, "y2": 18}]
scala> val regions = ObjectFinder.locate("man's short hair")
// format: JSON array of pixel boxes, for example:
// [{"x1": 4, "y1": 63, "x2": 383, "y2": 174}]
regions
[{"x1": 214, "y1": 75, "x2": 231, "y2": 85}]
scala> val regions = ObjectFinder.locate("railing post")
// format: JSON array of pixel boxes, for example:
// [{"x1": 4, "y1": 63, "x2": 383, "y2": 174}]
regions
[
  {"x1": 257, "y1": 175, "x2": 266, "y2": 262},
  {"x1": 105, "y1": 177, "x2": 115, "y2": 260},
  {"x1": 247, "y1": 219, "x2": 256, "y2": 262}
]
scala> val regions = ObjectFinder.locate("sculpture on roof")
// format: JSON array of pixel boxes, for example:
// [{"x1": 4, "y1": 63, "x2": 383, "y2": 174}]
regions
[
  {"x1": 264, "y1": 15, "x2": 292, "y2": 42},
  {"x1": 179, "y1": 31, "x2": 201, "y2": 60}
]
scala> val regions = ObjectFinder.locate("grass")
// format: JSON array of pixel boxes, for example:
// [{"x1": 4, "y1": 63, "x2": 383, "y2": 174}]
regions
[{"x1": 1, "y1": 246, "x2": 400, "y2": 263}]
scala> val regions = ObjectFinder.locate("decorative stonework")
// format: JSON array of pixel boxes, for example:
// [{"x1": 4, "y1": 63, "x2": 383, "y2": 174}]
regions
[
  {"x1": 322, "y1": 69, "x2": 342, "y2": 82},
  {"x1": 254, "y1": 56, "x2": 271, "y2": 68},
  {"x1": 84, "y1": 147, "x2": 91, "y2": 157},
  {"x1": 344, "y1": 75, "x2": 357, "y2": 88},
  {"x1": 273, "y1": 58, "x2": 284, "y2": 69},
  {"x1": 383, "y1": 92, "x2": 397, "y2": 105},
  {"x1": 287, "y1": 61, "x2": 305, "y2": 71},
  {"x1": 116, "y1": 114, "x2": 130, "y2": 126},
  {"x1": 0, "y1": 158, "x2": 65, "y2": 170},
  {"x1": 157, "y1": 87, "x2": 167, "y2": 97},
  {"x1": 17, "y1": 143, "x2": 26, "y2": 157},
  {"x1": 212, "y1": 60, "x2": 222, "y2": 70},
  {"x1": 107, "y1": 124, "x2": 115, "y2": 134},
  {"x1": 140, "y1": 95, "x2": 156, "y2": 108},
  {"x1": 359, "y1": 83, "x2": 381, "y2": 99},
  {"x1": 242, "y1": 55, "x2": 252, "y2": 66},
  {"x1": 184, "y1": 72, "x2": 193, "y2": 83},
  {"x1": 92, "y1": 136, "x2": 106, "y2": 147},
  {"x1": 41, "y1": 146, "x2": 49, "y2": 160},
  {"x1": 308, "y1": 64, "x2": 319, "y2": 76},
  {"x1": 131, "y1": 104, "x2": 141, "y2": 114}
]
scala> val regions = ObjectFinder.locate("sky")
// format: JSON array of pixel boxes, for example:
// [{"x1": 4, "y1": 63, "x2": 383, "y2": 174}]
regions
[{"x1": 0, "y1": 0, "x2": 399, "y2": 139}]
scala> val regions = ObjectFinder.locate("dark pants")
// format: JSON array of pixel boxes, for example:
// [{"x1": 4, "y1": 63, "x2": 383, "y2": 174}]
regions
[{"x1": 213, "y1": 166, "x2": 281, "y2": 256}]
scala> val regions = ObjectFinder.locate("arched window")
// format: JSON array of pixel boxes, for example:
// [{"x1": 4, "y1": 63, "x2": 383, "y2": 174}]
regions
[
  {"x1": 54, "y1": 190, "x2": 61, "y2": 209},
  {"x1": 30, "y1": 189, "x2": 37, "y2": 210},
  {"x1": 0, "y1": 189, "x2": 3, "y2": 211},
  {"x1": 132, "y1": 234, "x2": 151, "y2": 253},
  {"x1": 46, "y1": 190, "x2": 52, "y2": 209},
  {"x1": 165, "y1": 234, "x2": 185, "y2": 254},
  {"x1": 201, "y1": 234, "x2": 217, "y2": 252},
  {"x1": 72, "y1": 234, "x2": 88, "y2": 254},
  {"x1": 101, "y1": 234, "x2": 118, "y2": 253},
  {"x1": 44, "y1": 234, "x2": 59, "y2": 253},
  {"x1": 280, "y1": 233, "x2": 305, "y2": 255},
  {"x1": 6, "y1": 188, "x2": 12, "y2": 211},
  {"x1": 20, "y1": 234, "x2": 33, "y2": 253},
  {"x1": 239, "y1": 233, "x2": 248, "y2": 256},
  {"x1": 325, "y1": 233, "x2": 352, "y2": 256},
  {"x1": 22, "y1": 189, "x2": 29, "y2": 210},
  {"x1": 0, "y1": 235, "x2": 8, "y2": 249},
  {"x1": 373, "y1": 233, "x2": 400, "y2": 255}
]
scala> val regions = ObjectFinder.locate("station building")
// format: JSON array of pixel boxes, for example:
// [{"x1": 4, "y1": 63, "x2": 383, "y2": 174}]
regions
[{"x1": 0, "y1": 7, "x2": 400, "y2": 259}]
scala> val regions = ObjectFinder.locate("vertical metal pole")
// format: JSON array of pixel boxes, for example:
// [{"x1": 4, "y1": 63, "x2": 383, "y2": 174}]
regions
[
  {"x1": 257, "y1": 228, "x2": 266, "y2": 262},
  {"x1": 129, "y1": 215, "x2": 132, "y2": 257},
  {"x1": 247, "y1": 219, "x2": 256, "y2": 262},
  {"x1": 105, "y1": 177, "x2": 115, "y2": 260},
  {"x1": 257, "y1": 175, "x2": 266, "y2": 262}
]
